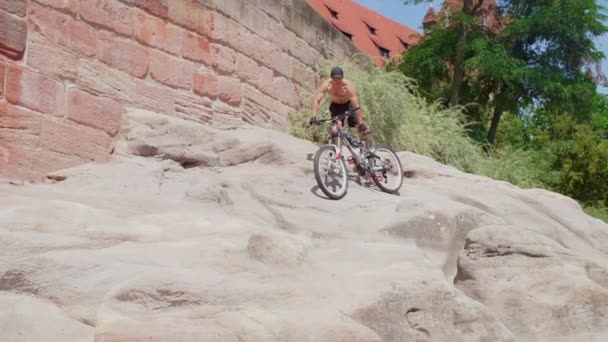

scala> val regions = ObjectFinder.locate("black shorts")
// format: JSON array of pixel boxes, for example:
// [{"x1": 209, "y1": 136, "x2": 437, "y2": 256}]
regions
[{"x1": 329, "y1": 101, "x2": 358, "y2": 127}]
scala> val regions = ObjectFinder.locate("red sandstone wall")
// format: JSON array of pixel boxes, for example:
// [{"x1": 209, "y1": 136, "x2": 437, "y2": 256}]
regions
[{"x1": 0, "y1": 0, "x2": 359, "y2": 182}]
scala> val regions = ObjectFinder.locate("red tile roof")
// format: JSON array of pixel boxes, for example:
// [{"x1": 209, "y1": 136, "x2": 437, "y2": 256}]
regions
[{"x1": 305, "y1": 0, "x2": 422, "y2": 67}]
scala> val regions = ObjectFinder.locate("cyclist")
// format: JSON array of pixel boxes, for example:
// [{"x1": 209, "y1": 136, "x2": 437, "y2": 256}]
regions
[{"x1": 309, "y1": 66, "x2": 371, "y2": 149}]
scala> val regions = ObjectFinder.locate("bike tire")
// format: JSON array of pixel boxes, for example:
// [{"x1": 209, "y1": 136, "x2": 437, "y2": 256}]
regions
[
  {"x1": 368, "y1": 145, "x2": 404, "y2": 194},
  {"x1": 313, "y1": 145, "x2": 349, "y2": 200}
]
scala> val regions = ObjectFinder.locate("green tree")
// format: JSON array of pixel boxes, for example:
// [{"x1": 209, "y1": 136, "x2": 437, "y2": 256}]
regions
[
  {"x1": 400, "y1": 0, "x2": 529, "y2": 144},
  {"x1": 397, "y1": 0, "x2": 608, "y2": 222},
  {"x1": 399, "y1": 0, "x2": 608, "y2": 145},
  {"x1": 402, "y1": 0, "x2": 491, "y2": 107},
  {"x1": 558, "y1": 125, "x2": 608, "y2": 205},
  {"x1": 501, "y1": 0, "x2": 608, "y2": 121}
]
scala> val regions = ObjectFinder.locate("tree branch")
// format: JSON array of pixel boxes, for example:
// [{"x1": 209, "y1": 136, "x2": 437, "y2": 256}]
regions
[{"x1": 471, "y1": 0, "x2": 486, "y2": 14}]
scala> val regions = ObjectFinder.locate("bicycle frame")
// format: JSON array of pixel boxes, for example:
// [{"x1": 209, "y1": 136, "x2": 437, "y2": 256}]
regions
[
  {"x1": 323, "y1": 113, "x2": 364, "y2": 162},
  {"x1": 311, "y1": 112, "x2": 403, "y2": 196},
  {"x1": 319, "y1": 111, "x2": 384, "y2": 174}
]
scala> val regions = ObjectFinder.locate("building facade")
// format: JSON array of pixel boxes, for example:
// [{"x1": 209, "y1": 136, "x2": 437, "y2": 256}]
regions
[
  {"x1": 306, "y1": 0, "x2": 503, "y2": 67},
  {"x1": 305, "y1": 0, "x2": 422, "y2": 67}
]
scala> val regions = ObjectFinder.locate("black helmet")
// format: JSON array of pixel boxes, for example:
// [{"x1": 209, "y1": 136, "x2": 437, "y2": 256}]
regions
[{"x1": 330, "y1": 66, "x2": 344, "y2": 80}]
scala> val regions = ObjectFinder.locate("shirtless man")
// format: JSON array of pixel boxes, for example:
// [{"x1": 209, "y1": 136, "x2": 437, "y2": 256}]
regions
[{"x1": 309, "y1": 66, "x2": 370, "y2": 148}]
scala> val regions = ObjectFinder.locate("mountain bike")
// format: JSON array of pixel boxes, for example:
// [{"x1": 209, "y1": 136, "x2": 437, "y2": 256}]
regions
[{"x1": 309, "y1": 110, "x2": 404, "y2": 200}]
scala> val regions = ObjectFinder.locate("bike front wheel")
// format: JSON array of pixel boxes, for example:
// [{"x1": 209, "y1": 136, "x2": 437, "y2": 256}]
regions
[
  {"x1": 368, "y1": 146, "x2": 404, "y2": 194},
  {"x1": 313, "y1": 145, "x2": 349, "y2": 200}
]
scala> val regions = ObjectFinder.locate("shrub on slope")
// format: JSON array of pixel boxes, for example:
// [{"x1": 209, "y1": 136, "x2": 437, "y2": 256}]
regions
[{"x1": 289, "y1": 60, "x2": 483, "y2": 173}]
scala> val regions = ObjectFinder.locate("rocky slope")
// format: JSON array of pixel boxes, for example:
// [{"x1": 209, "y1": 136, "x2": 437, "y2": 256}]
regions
[{"x1": 1, "y1": 108, "x2": 608, "y2": 342}]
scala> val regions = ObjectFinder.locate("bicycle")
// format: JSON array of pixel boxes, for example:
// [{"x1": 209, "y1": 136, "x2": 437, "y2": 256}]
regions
[{"x1": 309, "y1": 110, "x2": 404, "y2": 200}]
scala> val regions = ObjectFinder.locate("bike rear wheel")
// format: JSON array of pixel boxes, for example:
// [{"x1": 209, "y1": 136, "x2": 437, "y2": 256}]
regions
[
  {"x1": 313, "y1": 145, "x2": 349, "y2": 200},
  {"x1": 368, "y1": 146, "x2": 403, "y2": 194}
]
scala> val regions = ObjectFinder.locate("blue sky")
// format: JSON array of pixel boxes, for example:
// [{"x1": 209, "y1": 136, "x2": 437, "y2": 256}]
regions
[{"x1": 353, "y1": 0, "x2": 608, "y2": 94}]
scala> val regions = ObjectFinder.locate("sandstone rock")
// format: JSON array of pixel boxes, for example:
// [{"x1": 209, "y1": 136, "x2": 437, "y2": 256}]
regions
[
  {"x1": 0, "y1": 293, "x2": 93, "y2": 342},
  {"x1": 1, "y1": 108, "x2": 607, "y2": 342},
  {"x1": 455, "y1": 225, "x2": 608, "y2": 342},
  {"x1": 113, "y1": 108, "x2": 312, "y2": 168}
]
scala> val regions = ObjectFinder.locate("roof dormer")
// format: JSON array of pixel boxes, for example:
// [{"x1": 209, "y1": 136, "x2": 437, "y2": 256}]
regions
[{"x1": 325, "y1": 5, "x2": 339, "y2": 19}]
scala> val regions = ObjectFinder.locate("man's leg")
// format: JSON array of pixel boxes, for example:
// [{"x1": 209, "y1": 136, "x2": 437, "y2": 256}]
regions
[
  {"x1": 328, "y1": 103, "x2": 338, "y2": 146},
  {"x1": 331, "y1": 119, "x2": 343, "y2": 146},
  {"x1": 360, "y1": 129, "x2": 371, "y2": 150},
  {"x1": 352, "y1": 108, "x2": 371, "y2": 149}
]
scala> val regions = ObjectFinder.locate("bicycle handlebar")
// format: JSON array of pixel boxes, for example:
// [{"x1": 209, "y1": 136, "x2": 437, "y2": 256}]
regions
[{"x1": 309, "y1": 111, "x2": 352, "y2": 126}]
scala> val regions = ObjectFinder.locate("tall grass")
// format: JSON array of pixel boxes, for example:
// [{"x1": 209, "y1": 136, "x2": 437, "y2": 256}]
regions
[
  {"x1": 289, "y1": 60, "x2": 483, "y2": 173},
  {"x1": 583, "y1": 204, "x2": 608, "y2": 223},
  {"x1": 288, "y1": 60, "x2": 608, "y2": 223},
  {"x1": 475, "y1": 147, "x2": 558, "y2": 189}
]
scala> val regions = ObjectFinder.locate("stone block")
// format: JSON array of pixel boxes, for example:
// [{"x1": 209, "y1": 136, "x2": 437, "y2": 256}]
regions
[
  {"x1": 0, "y1": 11, "x2": 27, "y2": 60},
  {"x1": 168, "y1": 0, "x2": 206, "y2": 35},
  {"x1": 27, "y1": 33, "x2": 79, "y2": 81},
  {"x1": 32, "y1": 0, "x2": 78, "y2": 16},
  {"x1": 0, "y1": 0, "x2": 26, "y2": 17},
  {"x1": 180, "y1": 30, "x2": 212, "y2": 65},
  {"x1": 80, "y1": 0, "x2": 133, "y2": 37},
  {"x1": 149, "y1": 50, "x2": 196, "y2": 90},
  {"x1": 97, "y1": 30, "x2": 149, "y2": 78},
  {"x1": 40, "y1": 118, "x2": 112, "y2": 161},
  {"x1": 67, "y1": 88, "x2": 123, "y2": 136},
  {"x1": 6, "y1": 64, "x2": 65, "y2": 117},
  {"x1": 29, "y1": 3, "x2": 97, "y2": 57},
  {"x1": 134, "y1": 8, "x2": 181, "y2": 55}
]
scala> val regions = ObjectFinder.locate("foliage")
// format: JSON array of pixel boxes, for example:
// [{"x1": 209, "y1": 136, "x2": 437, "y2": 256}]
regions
[
  {"x1": 583, "y1": 204, "x2": 608, "y2": 224},
  {"x1": 395, "y1": 4, "x2": 532, "y2": 144},
  {"x1": 289, "y1": 59, "x2": 608, "y2": 223},
  {"x1": 476, "y1": 147, "x2": 558, "y2": 189},
  {"x1": 396, "y1": 0, "x2": 608, "y2": 144},
  {"x1": 396, "y1": 24, "x2": 456, "y2": 102},
  {"x1": 500, "y1": 0, "x2": 608, "y2": 122},
  {"x1": 392, "y1": 0, "x2": 608, "y2": 223},
  {"x1": 289, "y1": 60, "x2": 484, "y2": 172},
  {"x1": 290, "y1": 0, "x2": 608, "y2": 222},
  {"x1": 557, "y1": 125, "x2": 608, "y2": 204},
  {"x1": 591, "y1": 94, "x2": 608, "y2": 134}
]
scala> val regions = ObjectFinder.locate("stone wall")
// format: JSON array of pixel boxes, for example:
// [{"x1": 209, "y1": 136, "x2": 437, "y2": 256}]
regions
[{"x1": 0, "y1": 0, "x2": 359, "y2": 181}]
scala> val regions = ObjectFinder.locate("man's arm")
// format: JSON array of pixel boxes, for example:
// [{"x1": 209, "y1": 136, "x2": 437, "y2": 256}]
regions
[{"x1": 312, "y1": 80, "x2": 328, "y2": 117}]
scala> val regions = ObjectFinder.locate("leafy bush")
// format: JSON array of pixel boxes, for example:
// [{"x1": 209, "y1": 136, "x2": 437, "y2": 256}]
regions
[
  {"x1": 289, "y1": 60, "x2": 484, "y2": 173},
  {"x1": 288, "y1": 60, "x2": 608, "y2": 224},
  {"x1": 583, "y1": 204, "x2": 608, "y2": 224},
  {"x1": 558, "y1": 126, "x2": 608, "y2": 204},
  {"x1": 475, "y1": 147, "x2": 558, "y2": 189}
]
